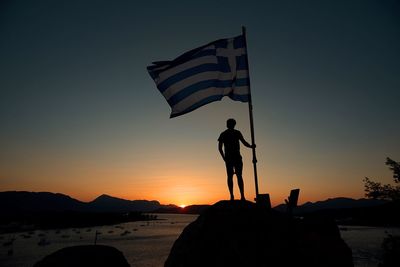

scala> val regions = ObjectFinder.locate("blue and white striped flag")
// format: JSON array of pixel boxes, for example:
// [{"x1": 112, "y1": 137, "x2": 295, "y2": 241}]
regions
[{"x1": 147, "y1": 35, "x2": 250, "y2": 118}]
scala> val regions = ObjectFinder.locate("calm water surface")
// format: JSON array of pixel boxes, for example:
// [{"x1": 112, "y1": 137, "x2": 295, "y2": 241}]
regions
[
  {"x1": 0, "y1": 214, "x2": 399, "y2": 267},
  {"x1": 0, "y1": 214, "x2": 197, "y2": 267},
  {"x1": 340, "y1": 225, "x2": 400, "y2": 267}
]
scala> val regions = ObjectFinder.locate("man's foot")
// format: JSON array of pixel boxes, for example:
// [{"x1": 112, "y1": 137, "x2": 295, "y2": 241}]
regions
[
  {"x1": 240, "y1": 196, "x2": 246, "y2": 201},
  {"x1": 230, "y1": 195, "x2": 234, "y2": 201}
]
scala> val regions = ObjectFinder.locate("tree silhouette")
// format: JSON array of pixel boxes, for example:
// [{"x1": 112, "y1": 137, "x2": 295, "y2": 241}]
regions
[
  {"x1": 364, "y1": 158, "x2": 400, "y2": 267},
  {"x1": 364, "y1": 157, "x2": 400, "y2": 201}
]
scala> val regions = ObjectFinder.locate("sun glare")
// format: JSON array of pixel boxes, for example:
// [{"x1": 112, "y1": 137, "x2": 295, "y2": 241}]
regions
[{"x1": 179, "y1": 204, "x2": 186, "y2": 208}]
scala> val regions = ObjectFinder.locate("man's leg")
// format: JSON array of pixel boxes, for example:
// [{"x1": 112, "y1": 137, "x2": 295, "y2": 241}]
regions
[
  {"x1": 235, "y1": 160, "x2": 245, "y2": 200},
  {"x1": 226, "y1": 162, "x2": 234, "y2": 200}
]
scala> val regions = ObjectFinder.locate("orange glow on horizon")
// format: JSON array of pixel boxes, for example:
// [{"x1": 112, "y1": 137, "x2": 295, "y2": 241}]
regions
[
  {"x1": 1, "y1": 143, "x2": 366, "y2": 207},
  {"x1": 1, "y1": 170, "x2": 364, "y2": 207}
]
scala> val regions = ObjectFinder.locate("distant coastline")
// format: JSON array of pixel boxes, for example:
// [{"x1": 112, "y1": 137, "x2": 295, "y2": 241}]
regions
[
  {"x1": 0, "y1": 191, "x2": 167, "y2": 233},
  {"x1": 1, "y1": 191, "x2": 397, "y2": 234},
  {"x1": 0, "y1": 211, "x2": 158, "y2": 234}
]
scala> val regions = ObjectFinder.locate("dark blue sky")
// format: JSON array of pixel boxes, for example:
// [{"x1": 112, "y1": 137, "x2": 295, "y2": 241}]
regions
[{"x1": 1, "y1": 0, "x2": 399, "y2": 204}]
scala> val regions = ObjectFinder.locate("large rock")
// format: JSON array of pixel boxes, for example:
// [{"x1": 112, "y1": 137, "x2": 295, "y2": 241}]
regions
[
  {"x1": 165, "y1": 200, "x2": 353, "y2": 267},
  {"x1": 34, "y1": 245, "x2": 130, "y2": 267}
]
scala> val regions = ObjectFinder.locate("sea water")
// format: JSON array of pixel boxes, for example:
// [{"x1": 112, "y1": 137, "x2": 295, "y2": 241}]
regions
[
  {"x1": 0, "y1": 214, "x2": 398, "y2": 267},
  {"x1": 340, "y1": 225, "x2": 400, "y2": 267},
  {"x1": 0, "y1": 214, "x2": 197, "y2": 267}
]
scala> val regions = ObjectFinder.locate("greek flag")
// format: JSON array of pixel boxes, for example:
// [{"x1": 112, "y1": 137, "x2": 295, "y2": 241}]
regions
[{"x1": 147, "y1": 35, "x2": 250, "y2": 118}]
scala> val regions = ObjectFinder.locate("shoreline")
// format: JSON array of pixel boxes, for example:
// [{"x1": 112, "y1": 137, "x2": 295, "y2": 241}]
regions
[{"x1": 0, "y1": 211, "x2": 159, "y2": 234}]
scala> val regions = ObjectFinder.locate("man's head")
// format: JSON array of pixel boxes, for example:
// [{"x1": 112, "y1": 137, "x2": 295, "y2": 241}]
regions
[{"x1": 226, "y1": 118, "x2": 236, "y2": 129}]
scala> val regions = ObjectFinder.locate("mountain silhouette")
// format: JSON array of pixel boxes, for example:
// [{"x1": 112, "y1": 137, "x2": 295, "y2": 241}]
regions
[
  {"x1": 0, "y1": 191, "x2": 168, "y2": 214},
  {"x1": 88, "y1": 194, "x2": 162, "y2": 212},
  {"x1": 0, "y1": 191, "x2": 87, "y2": 214},
  {"x1": 274, "y1": 197, "x2": 386, "y2": 213},
  {"x1": 1, "y1": 191, "x2": 387, "y2": 216},
  {"x1": 273, "y1": 197, "x2": 397, "y2": 226}
]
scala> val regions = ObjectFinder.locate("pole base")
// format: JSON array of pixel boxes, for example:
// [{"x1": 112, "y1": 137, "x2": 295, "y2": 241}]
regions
[{"x1": 255, "y1": 193, "x2": 271, "y2": 209}]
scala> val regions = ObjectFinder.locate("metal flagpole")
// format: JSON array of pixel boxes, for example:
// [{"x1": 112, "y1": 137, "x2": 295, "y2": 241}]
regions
[{"x1": 241, "y1": 26, "x2": 260, "y2": 200}]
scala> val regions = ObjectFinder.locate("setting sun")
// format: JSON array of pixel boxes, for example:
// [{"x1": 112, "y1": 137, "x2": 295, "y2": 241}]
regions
[{"x1": 179, "y1": 205, "x2": 187, "y2": 208}]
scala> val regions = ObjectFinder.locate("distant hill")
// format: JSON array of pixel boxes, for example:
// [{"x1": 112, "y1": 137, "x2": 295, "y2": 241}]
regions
[
  {"x1": 156, "y1": 197, "x2": 387, "y2": 216},
  {"x1": 0, "y1": 191, "x2": 87, "y2": 214},
  {"x1": 0, "y1": 191, "x2": 167, "y2": 214},
  {"x1": 178, "y1": 198, "x2": 385, "y2": 216},
  {"x1": 275, "y1": 197, "x2": 400, "y2": 226},
  {"x1": 274, "y1": 197, "x2": 387, "y2": 214},
  {"x1": 1, "y1": 192, "x2": 388, "y2": 216},
  {"x1": 88, "y1": 194, "x2": 162, "y2": 212}
]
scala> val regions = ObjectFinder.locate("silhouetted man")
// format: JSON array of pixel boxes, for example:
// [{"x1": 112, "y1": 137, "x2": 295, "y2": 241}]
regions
[{"x1": 218, "y1": 118, "x2": 254, "y2": 201}]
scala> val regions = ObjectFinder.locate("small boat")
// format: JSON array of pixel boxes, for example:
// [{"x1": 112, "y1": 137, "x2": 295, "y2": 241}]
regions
[{"x1": 120, "y1": 230, "x2": 131, "y2": 236}]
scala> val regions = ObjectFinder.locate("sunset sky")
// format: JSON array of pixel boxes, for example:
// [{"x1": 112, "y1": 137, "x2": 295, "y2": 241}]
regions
[{"x1": 1, "y1": 0, "x2": 399, "y2": 206}]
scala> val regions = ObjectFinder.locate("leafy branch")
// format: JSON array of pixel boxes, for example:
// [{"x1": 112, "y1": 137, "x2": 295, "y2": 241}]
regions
[{"x1": 364, "y1": 157, "x2": 400, "y2": 202}]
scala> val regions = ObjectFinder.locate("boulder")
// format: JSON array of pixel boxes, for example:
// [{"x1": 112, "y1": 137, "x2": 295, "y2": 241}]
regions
[
  {"x1": 165, "y1": 200, "x2": 353, "y2": 267},
  {"x1": 34, "y1": 245, "x2": 130, "y2": 267}
]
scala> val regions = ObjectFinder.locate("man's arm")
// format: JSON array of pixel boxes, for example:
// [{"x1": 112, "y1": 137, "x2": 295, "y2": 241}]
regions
[
  {"x1": 218, "y1": 141, "x2": 225, "y2": 161},
  {"x1": 239, "y1": 133, "x2": 255, "y2": 148}
]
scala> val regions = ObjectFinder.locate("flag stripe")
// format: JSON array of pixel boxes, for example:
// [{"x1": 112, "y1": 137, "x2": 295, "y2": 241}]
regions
[
  {"x1": 168, "y1": 79, "x2": 232, "y2": 106},
  {"x1": 156, "y1": 55, "x2": 218, "y2": 85},
  {"x1": 148, "y1": 48, "x2": 216, "y2": 74},
  {"x1": 236, "y1": 55, "x2": 248, "y2": 70},
  {"x1": 229, "y1": 93, "x2": 250, "y2": 102},
  {"x1": 163, "y1": 70, "x2": 249, "y2": 100},
  {"x1": 150, "y1": 46, "x2": 216, "y2": 74},
  {"x1": 235, "y1": 77, "x2": 250, "y2": 86},
  {"x1": 167, "y1": 77, "x2": 249, "y2": 106},
  {"x1": 163, "y1": 71, "x2": 219, "y2": 100},
  {"x1": 170, "y1": 85, "x2": 250, "y2": 117},
  {"x1": 158, "y1": 63, "x2": 221, "y2": 92},
  {"x1": 171, "y1": 87, "x2": 225, "y2": 114}
]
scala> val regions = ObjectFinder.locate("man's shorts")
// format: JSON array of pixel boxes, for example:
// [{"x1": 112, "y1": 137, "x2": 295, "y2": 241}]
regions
[{"x1": 225, "y1": 155, "x2": 243, "y2": 176}]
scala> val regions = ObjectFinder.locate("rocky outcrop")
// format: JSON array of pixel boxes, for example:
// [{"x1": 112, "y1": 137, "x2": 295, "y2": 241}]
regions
[
  {"x1": 165, "y1": 200, "x2": 353, "y2": 267},
  {"x1": 34, "y1": 245, "x2": 130, "y2": 267}
]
